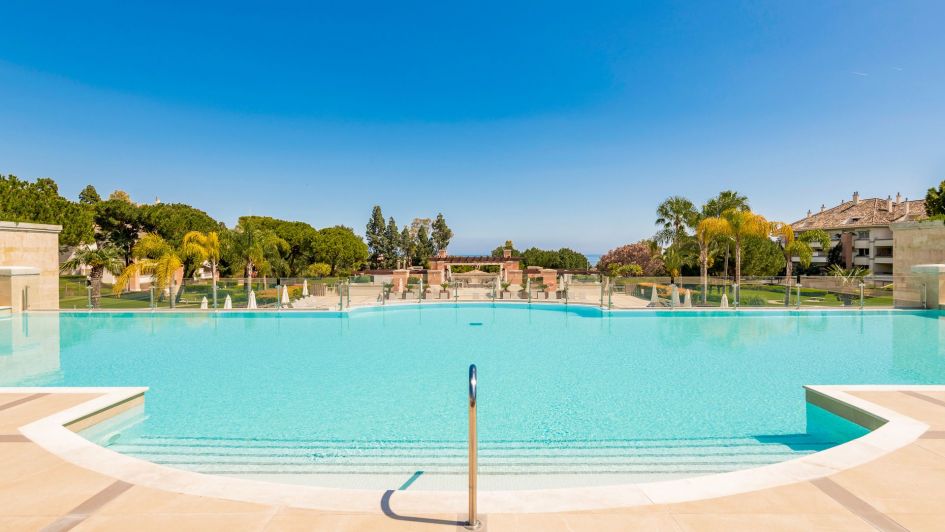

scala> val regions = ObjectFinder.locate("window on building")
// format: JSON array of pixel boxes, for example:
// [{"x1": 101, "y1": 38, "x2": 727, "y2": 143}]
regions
[
  {"x1": 857, "y1": 248, "x2": 869, "y2": 257},
  {"x1": 857, "y1": 230, "x2": 869, "y2": 239}
]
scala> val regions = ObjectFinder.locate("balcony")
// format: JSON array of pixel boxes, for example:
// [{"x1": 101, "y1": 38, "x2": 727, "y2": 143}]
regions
[
  {"x1": 874, "y1": 238, "x2": 893, "y2": 247},
  {"x1": 874, "y1": 256, "x2": 893, "y2": 264},
  {"x1": 853, "y1": 256, "x2": 871, "y2": 266},
  {"x1": 854, "y1": 239, "x2": 870, "y2": 248}
]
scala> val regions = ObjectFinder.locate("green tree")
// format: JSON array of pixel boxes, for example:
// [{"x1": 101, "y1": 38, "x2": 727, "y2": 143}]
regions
[
  {"x1": 365, "y1": 205, "x2": 387, "y2": 267},
  {"x1": 695, "y1": 216, "x2": 728, "y2": 303},
  {"x1": 304, "y1": 263, "x2": 332, "y2": 277},
  {"x1": 314, "y1": 226, "x2": 369, "y2": 275},
  {"x1": 655, "y1": 196, "x2": 698, "y2": 247},
  {"x1": 108, "y1": 190, "x2": 132, "y2": 203},
  {"x1": 237, "y1": 216, "x2": 318, "y2": 275},
  {"x1": 399, "y1": 226, "x2": 415, "y2": 267},
  {"x1": 770, "y1": 222, "x2": 830, "y2": 304},
  {"x1": 431, "y1": 213, "x2": 453, "y2": 252},
  {"x1": 714, "y1": 209, "x2": 771, "y2": 297},
  {"x1": 182, "y1": 231, "x2": 222, "y2": 307},
  {"x1": 78, "y1": 185, "x2": 101, "y2": 205},
  {"x1": 490, "y1": 241, "x2": 521, "y2": 258},
  {"x1": 0, "y1": 174, "x2": 95, "y2": 246},
  {"x1": 382, "y1": 217, "x2": 400, "y2": 268},
  {"x1": 414, "y1": 225, "x2": 435, "y2": 265},
  {"x1": 93, "y1": 199, "x2": 142, "y2": 265},
  {"x1": 140, "y1": 203, "x2": 220, "y2": 248},
  {"x1": 926, "y1": 180, "x2": 945, "y2": 217},
  {"x1": 59, "y1": 243, "x2": 124, "y2": 308},
  {"x1": 224, "y1": 221, "x2": 290, "y2": 296},
  {"x1": 114, "y1": 234, "x2": 185, "y2": 307},
  {"x1": 740, "y1": 235, "x2": 784, "y2": 277},
  {"x1": 703, "y1": 191, "x2": 749, "y2": 276}
]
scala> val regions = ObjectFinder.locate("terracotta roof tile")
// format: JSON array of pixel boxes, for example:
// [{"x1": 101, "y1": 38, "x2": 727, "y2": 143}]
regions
[{"x1": 792, "y1": 197, "x2": 927, "y2": 231}]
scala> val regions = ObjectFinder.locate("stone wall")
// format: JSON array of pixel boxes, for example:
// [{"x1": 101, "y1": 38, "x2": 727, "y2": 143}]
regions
[
  {"x1": 891, "y1": 220, "x2": 945, "y2": 308},
  {"x1": 0, "y1": 221, "x2": 62, "y2": 311}
]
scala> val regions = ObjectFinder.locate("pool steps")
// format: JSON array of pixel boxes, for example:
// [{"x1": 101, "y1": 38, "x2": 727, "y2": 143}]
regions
[{"x1": 106, "y1": 434, "x2": 836, "y2": 478}]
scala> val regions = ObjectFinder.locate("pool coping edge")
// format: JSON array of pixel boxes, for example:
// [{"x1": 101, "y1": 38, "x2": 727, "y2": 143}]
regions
[{"x1": 7, "y1": 384, "x2": 939, "y2": 514}]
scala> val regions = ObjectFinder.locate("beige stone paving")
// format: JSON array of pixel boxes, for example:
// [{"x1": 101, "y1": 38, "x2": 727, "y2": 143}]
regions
[{"x1": 2, "y1": 391, "x2": 945, "y2": 530}]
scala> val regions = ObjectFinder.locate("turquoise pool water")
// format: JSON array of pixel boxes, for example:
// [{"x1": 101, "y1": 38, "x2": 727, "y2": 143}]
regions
[{"x1": 1, "y1": 305, "x2": 943, "y2": 489}]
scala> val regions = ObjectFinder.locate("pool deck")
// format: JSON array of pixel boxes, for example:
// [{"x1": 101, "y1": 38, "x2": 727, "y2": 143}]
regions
[{"x1": 2, "y1": 389, "x2": 945, "y2": 531}]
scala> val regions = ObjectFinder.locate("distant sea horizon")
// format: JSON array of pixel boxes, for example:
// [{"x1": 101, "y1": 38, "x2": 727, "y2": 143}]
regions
[{"x1": 461, "y1": 253, "x2": 602, "y2": 267}]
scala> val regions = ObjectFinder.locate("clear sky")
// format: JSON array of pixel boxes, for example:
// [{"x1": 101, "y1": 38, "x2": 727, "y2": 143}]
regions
[{"x1": 1, "y1": 1, "x2": 943, "y2": 254}]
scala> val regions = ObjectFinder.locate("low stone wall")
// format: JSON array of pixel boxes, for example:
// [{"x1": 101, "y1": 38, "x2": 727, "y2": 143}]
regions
[{"x1": 0, "y1": 221, "x2": 62, "y2": 311}]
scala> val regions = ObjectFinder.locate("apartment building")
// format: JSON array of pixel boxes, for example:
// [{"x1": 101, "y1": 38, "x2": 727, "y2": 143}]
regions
[{"x1": 791, "y1": 192, "x2": 927, "y2": 281}]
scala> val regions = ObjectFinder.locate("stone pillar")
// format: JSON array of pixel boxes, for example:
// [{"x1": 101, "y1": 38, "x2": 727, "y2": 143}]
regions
[
  {"x1": 540, "y1": 269, "x2": 558, "y2": 291},
  {"x1": 426, "y1": 268, "x2": 444, "y2": 287},
  {"x1": 391, "y1": 269, "x2": 409, "y2": 293},
  {"x1": 0, "y1": 221, "x2": 62, "y2": 311},
  {"x1": 506, "y1": 269, "x2": 523, "y2": 286},
  {"x1": 840, "y1": 232, "x2": 854, "y2": 269},
  {"x1": 910, "y1": 264, "x2": 945, "y2": 309}
]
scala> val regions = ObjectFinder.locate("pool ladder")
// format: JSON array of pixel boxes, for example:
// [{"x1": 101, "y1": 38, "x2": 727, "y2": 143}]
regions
[{"x1": 466, "y1": 364, "x2": 480, "y2": 530}]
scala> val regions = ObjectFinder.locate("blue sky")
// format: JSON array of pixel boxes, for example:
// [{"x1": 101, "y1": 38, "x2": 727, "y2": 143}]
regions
[{"x1": 1, "y1": 1, "x2": 943, "y2": 254}]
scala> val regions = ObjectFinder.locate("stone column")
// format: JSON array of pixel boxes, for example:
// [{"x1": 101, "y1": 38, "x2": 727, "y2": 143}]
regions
[
  {"x1": 391, "y1": 269, "x2": 409, "y2": 293},
  {"x1": 540, "y1": 269, "x2": 558, "y2": 292}
]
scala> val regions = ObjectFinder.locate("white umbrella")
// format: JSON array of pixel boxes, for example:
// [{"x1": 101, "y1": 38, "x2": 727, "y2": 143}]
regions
[
  {"x1": 671, "y1": 284, "x2": 680, "y2": 307},
  {"x1": 720, "y1": 293, "x2": 729, "y2": 309},
  {"x1": 281, "y1": 285, "x2": 290, "y2": 307},
  {"x1": 223, "y1": 294, "x2": 232, "y2": 309},
  {"x1": 650, "y1": 285, "x2": 659, "y2": 304},
  {"x1": 683, "y1": 289, "x2": 692, "y2": 308},
  {"x1": 200, "y1": 296, "x2": 208, "y2": 309},
  {"x1": 247, "y1": 290, "x2": 257, "y2": 309},
  {"x1": 302, "y1": 280, "x2": 309, "y2": 297}
]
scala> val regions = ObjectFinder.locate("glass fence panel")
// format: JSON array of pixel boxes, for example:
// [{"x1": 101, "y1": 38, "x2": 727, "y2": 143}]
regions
[{"x1": 57, "y1": 271, "x2": 924, "y2": 310}]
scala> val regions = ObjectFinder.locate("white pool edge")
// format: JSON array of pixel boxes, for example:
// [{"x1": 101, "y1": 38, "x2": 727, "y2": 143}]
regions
[{"x1": 10, "y1": 384, "x2": 938, "y2": 514}]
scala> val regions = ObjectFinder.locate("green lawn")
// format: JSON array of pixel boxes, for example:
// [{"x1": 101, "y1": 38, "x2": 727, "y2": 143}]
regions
[{"x1": 616, "y1": 281, "x2": 894, "y2": 308}]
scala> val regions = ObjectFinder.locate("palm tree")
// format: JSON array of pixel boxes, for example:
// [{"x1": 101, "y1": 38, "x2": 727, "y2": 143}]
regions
[
  {"x1": 716, "y1": 208, "x2": 770, "y2": 304},
  {"x1": 182, "y1": 231, "x2": 221, "y2": 308},
  {"x1": 703, "y1": 191, "x2": 749, "y2": 277},
  {"x1": 695, "y1": 216, "x2": 729, "y2": 303},
  {"x1": 60, "y1": 243, "x2": 125, "y2": 308},
  {"x1": 661, "y1": 244, "x2": 692, "y2": 285},
  {"x1": 224, "y1": 222, "x2": 289, "y2": 299},
  {"x1": 770, "y1": 223, "x2": 830, "y2": 305},
  {"x1": 655, "y1": 196, "x2": 698, "y2": 247},
  {"x1": 113, "y1": 233, "x2": 185, "y2": 308}
]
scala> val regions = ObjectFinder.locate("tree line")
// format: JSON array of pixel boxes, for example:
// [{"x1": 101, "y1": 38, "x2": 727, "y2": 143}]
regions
[
  {"x1": 2, "y1": 174, "x2": 375, "y2": 305},
  {"x1": 364, "y1": 206, "x2": 453, "y2": 268},
  {"x1": 598, "y1": 190, "x2": 831, "y2": 304}
]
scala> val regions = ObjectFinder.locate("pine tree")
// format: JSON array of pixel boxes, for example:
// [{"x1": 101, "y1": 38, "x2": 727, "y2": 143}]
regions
[
  {"x1": 365, "y1": 205, "x2": 386, "y2": 267},
  {"x1": 431, "y1": 213, "x2": 453, "y2": 252},
  {"x1": 382, "y1": 217, "x2": 400, "y2": 268}
]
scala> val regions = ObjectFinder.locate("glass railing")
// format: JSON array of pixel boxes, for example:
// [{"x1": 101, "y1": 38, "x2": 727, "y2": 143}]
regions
[{"x1": 54, "y1": 273, "x2": 929, "y2": 311}]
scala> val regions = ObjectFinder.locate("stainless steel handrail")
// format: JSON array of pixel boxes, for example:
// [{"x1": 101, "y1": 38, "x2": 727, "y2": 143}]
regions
[{"x1": 466, "y1": 364, "x2": 480, "y2": 530}]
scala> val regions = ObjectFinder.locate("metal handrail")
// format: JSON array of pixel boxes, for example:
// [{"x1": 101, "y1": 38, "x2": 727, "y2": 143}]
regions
[{"x1": 466, "y1": 364, "x2": 480, "y2": 530}]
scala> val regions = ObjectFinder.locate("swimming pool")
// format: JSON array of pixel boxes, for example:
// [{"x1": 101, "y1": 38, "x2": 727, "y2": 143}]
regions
[{"x1": 2, "y1": 304, "x2": 943, "y2": 490}]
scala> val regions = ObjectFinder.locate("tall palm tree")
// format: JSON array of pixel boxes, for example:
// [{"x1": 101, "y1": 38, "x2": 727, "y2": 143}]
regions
[
  {"x1": 182, "y1": 231, "x2": 221, "y2": 308},
  {"x1": 224, "y1": 222, "x2": 289, "y2": 298},
  {"x1": 703, "y1": 191, "x2": 749, "y2": 277},
  {"x1": 113, "y1": 233, "x2": 184, "y2": 308},
  {"x1": 770, "y1": 223, "x2": 830, "y2": 304},
  {"x1": 655, "y1": 196, "x2": 698, "y2": 247},
  {"x1": 60, "y1": 243, "x2": 125, "y2": 308},
  {"x1": 717, "y1": 208, "x2": 770, "y2": 304},
  {"x1": 696, "y1": 216, "x2": 729, "y2": 303}
]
